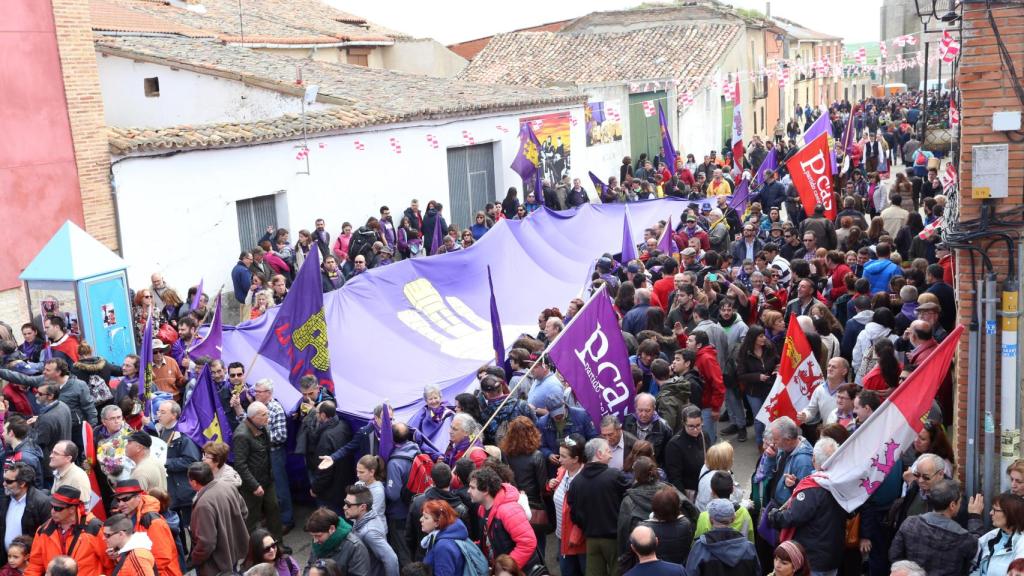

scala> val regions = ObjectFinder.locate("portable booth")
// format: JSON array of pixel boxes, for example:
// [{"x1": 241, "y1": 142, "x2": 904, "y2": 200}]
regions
[{"x1": 19, "y1": 221, "x2": 136, "y2": 364}]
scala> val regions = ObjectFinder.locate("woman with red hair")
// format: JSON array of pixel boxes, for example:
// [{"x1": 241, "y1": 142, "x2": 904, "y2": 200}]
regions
[{"x1": 419, "y1": 500, "x2": 472, "y2": 576}]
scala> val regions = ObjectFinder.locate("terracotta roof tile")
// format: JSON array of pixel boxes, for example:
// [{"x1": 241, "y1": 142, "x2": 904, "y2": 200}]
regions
[
  {"x1": 89, "y1": 0, "x2": 215, "y2": 37},
  {"x1": 101, "y1": 0, "x2": 405, "y2": 44},
  {"x1": 448, "y1": 19, "x2": 573, "y2": 61},
  {"x1": 458, "y1": 23, "x2": 743, "y2": 94},
  {"x1": 99, "y1": 36, "x2": 583, "y2": 155}
]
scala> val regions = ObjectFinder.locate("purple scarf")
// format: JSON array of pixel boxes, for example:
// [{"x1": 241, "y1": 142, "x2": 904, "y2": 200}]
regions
[{"x1": 900, "y1": 301, "x2": 918, "y2": 320}]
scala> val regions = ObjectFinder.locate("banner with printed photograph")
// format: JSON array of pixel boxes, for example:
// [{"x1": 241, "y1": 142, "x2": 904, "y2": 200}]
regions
[
  {"x1": 519, "y1": 111, "x2": 572, "y2": 187},
  {"x1": 585, "y1": 101, "x2": 623, "y2": 147}
]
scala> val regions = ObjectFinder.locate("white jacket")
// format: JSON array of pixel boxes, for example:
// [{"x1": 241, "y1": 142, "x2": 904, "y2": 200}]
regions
[
  {"x1": 852, "y1": 323, "x2": 897, "y2": 383},
  {"x1": 971, "y1": 528, "x2": 1024, "y2": 576}
]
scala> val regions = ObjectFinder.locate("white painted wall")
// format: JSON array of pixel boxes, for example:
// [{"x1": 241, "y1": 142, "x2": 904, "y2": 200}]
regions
[
  {"x1": 97, "y1": 55, "x2": 331, "y2": 127},
  {"x1": 380, "y1": 39, "x2": 468, "y2": 78},
  {"x1": 575, "y1": 84, "x2": 631, "y2": 188},
  {"x1": 111, "y1": 104, "x2": 584, "y2": 291},
  {"x1": 679, "y1": 85, "x2": 724, "y2": 159}
]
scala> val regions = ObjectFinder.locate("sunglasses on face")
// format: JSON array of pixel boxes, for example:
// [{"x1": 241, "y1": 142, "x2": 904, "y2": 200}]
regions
[
  {"x1": 263, "y1": 541, "x2": 279, "y2": 553},
  {"x1": 115, "y1": 495, "x2": 137, "y2": 503},
  {"x1": 51, "y1": 505, "x2": 70, "y2": 512}
]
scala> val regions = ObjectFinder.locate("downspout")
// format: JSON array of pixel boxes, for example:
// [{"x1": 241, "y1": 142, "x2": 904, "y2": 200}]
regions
[{"x1": 983, "y1": 272, "x2": 997, "y2": 523}]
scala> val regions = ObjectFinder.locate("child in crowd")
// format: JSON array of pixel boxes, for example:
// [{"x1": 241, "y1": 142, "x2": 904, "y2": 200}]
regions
[{"x1": 0, "y1": 536, "x2": 32, "y2": 576}]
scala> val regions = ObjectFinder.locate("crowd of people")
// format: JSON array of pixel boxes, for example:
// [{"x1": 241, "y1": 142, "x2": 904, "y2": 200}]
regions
[{"x1": 0, "y1": 90, "x2": 1021, "y2": 576}]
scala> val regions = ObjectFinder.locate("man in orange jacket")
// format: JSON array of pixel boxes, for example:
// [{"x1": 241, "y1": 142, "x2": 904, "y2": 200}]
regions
[
  {"x1": 102, "y1": 513, "x2": 156, "y2": 576},
  {"x1": 25, "y1": 486, "x2": 111, "y2": 576},
  {"x1": 112, "y1": 480, "x2": 183, "y2": 576}
]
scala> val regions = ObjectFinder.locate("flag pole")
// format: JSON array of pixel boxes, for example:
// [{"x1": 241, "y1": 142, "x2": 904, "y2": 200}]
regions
[{"x1": 468, "y1": 284, "x2": 610, "y2": 446}]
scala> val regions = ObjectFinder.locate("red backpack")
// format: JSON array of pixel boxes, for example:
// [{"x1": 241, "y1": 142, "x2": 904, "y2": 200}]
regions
[{"x1": 397, "y1": 453, "x2": 435, "y2": 503}]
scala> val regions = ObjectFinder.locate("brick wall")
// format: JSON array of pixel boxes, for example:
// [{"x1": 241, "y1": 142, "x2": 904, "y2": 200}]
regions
[
  {"x1": 953, "y1": 1, "x2": 1024, "y2": 470},
  {"x1": 51, "y1": 0, "x2": 119, "y2": 252}
]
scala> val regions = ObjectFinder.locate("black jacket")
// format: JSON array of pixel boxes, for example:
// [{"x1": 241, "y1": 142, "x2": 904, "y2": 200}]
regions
[
  {"x1": 504, "y1": 451, "x2": 546, "y2": 508},
  {"x1": 622, "y1": 415, "x2": 673, "y2": 466},
  {"x1": 232, "y1": 419, "x2": 273, "y2": 491},
  {"x1": 735, "y1": 349, "x2": 779, "y2": 399},
  {"x1": 567, "y1": 462, "x2": 629, "y2": 538},
  {"x1": 406, "y1": 486, "x2": 474, "y2": 558},
  {"x1": 642, "y1": 517, "x2": 694, "y2": 566},
  {"x1": 768, "y1": 486, "x2": 847, "y2": 571},
  {"x1": 0, "y1": 485, "x2": 50, "y2": 563},
  {"x1": 311, "y1": 416, "x2": 354, "y2": 509},
  {"x1": 665, "y1": 430, "x2": 709, "y2": 493},
  {"x1": 72, "y1": 356, "x2": 122, "y2": 387},
  {"x1": 154, "y1": 428, "x2": 201, "y2": 510}
]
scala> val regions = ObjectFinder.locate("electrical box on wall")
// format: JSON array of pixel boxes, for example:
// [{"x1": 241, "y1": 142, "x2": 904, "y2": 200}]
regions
[
  {"x1": 993, "y1": 111, "x2": 1022, "y2": 132},
  {"x1": 972, "y1": 144, "x2": 1009, "y2": 199}
]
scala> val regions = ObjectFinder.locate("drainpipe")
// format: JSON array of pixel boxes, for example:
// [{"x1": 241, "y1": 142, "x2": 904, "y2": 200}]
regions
[
  {"x1": 983, "y1": 272, "x2": 997, "y2": 522},
  {"x1": 966, "y1": 277, "x2": 981, "y2": 497},
  {"x1": 1000, "y1": 273, "x2": 1020, "y2": 491}
]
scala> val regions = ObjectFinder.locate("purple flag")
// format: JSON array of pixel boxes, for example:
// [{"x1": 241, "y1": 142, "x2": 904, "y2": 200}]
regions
[
  {"x1": 620, "y1": 207, "x2": 636, "y2": 264},
  {"x1": 658, "y1": 215, "x2": 675, "y2": 256},
  {"x1": 589, "y1": 171, "x2": 608, "y2": 198},
  {"x1": 430, "y1": 217, "x2": 444, "y2": 256},
  {"x1": 188, "y1": 292, "x2": 222, "y2": 360},
  {"x1": 546, "y1": 285, "x2": 634, "y2": 424},
  {"x1": 191, "y1": 279, "x2": 204, "y2": 310},
  {"x1": 378, "y1": 403, "x2": 394, "y2": 461},
  {"x1": 802, "y1": 113, "x2": 838, "y2": 175},
  {"x1": 487, "y1": 266, "x2": 504, "y2": 366},
  {"x1": 753, "y1": 148, "x2": 778, "y2": 186},
  {"x1": 139, "y1": 308, "x2": 154, "y2": 413},
  {"x1": 256, "y1": 242, "x2": 334, "y2": 392},
  {"x1": 840, "y1": 107, "x2": 857, "y2": 156},
  {"x1": 511, "y1": 122, "x2": 544, "y2": 204},
  {"x1": 178, "y1": 364, "x2": 233, "y2": 447},
  {"x1": 729, "y1": 176, "x2": 752, "y2": 214},
  {"x1": 658, "y1": 103, "x2": 678, "y2": 172}
]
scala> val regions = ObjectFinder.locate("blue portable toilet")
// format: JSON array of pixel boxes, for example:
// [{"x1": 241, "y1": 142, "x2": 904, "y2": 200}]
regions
[{"x1": 20, "y1": 221, "x2": 135, "y2": 364}]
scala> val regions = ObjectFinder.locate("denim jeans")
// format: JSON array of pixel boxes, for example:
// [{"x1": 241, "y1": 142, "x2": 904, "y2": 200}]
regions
[
  {"x1": 701, "y1": 407, "x2": 718, "y2": 443},
  {"x1": 746, "y1": 395, "x2": 766, "y2": 446},
  {"x1": 559, "y1": 549, "x2": 586, "y2": 576},
  {"x1": 270, "y1": 446, "x2": 293, "y2": 525}
]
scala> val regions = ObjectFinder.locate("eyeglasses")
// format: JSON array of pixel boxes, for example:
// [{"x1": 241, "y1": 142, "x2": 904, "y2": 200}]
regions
[
  {"x1": 229, "y1": 372, "x2": 244, "y2": 378},
  {"x1": 51, "y1": 505, "x2": 70, "y2": 512},
  {"x1": 102, "y1": 530, "x2": 122, "y2": 538},
  {"x1": 2, "y1": 478, "x2": 18, "y2": 485},
  {"x1": 115, "y1": 494, "x2": 137, "y2": 503},
  {"x1": 912, "y1": 472, "x2": 936, "y2": 481},
  {"x1": 263, "y1": 541, "x2": 279, "y2": 553},
  {"x1": 342, "y1": 501, "x2": 361, "y2": 508}
]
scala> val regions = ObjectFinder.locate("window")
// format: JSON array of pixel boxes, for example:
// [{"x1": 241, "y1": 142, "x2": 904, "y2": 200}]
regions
[
  {"x1": 144, "y1": 77, "x2": 160, "y2": 98},
  {"x1": 347, "y1": 48, "x2": 370, "y2": 67},
  {"x1": 236, "y1": 194, "x2": 279, "y2": 251}
]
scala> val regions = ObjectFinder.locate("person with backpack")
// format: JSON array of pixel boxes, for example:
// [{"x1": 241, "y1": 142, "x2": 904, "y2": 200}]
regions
[
  {"x1": 385, "y1": 423, "x2": 420, "y2": 565},
  {"x1": 420, "y1": 500, "x2": 482, "y2": 576},
  {"x1": 407, "y1": 463, "x2": 473, "y2": 560},
  {"x1": 658, "y1": 350, "x2": 702, "y2": 433},
  {"x1": 467, "y1": 467, "x2": 539, "y2": 571}
]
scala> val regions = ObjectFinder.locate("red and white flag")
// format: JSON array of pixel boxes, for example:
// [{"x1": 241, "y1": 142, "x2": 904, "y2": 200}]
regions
[
  {"x1": 731, "y1": 77, "x2": 744, "y2": 172},
  {"x1": 941, "y1": 162, "x2": 958, "y2": 193},
  {"x1": 940, "y1": 31, "x2": 961, "y2": 63},
  {"x1": 879, "y1": 41, "x2": 888, "y2": 59},
  {"x1": 918, "y1": 217, "x2": 943, "y2": 240},
  {"x1": 949, "y1": 97, "x2": 960, "y2": 127},
  {"x1": 779, "y1": 65, "x2": 790, "y2": 88},
  {"x1": 641, "y1": 100, "x2": 656, "y2": 118},
  {"x1": 893, "y1": 34, "x2": 918, "y2": 47},
  {"x1": 855, "y1": 48, "x2": 867, "y2": 66},
  {"x1": 755, "y1": 320, "x2": 824, "y2": 425},
  {"x1": 722, "y1": 77, "x2": 735, "y2": 102},
  {"x1": 82, "y1": 422, "x2": 107, "y2": 520},
  {"x1": 817, "y1": 326, "x2": 963, "y2": 512},
  {"x1": 786, "y1": 130, "x2": 837, "y2": 220},
  {"x1": 678, "y1": 91, "x2": 695, "y2": 109}
]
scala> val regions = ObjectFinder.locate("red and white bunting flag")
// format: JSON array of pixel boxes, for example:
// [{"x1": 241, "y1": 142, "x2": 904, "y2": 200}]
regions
[
  {"x1": 606, "y1": 104, "x2": 621, "y2": 122},
  {"x1": 779, "y1": 65, "x2": 790, "y2": 88},
  {"x1": 893, "y1": 34, "x2": 918, "y2": 47},
  {"x1": 641, "y1": 100, "x2": 656, "y2": 118},
  {"x1": 949, "y1": 97, "x2": 960, "y2": 127},
  {"x1": 388, "y1": 137, "x2": 402, "y2": 154},
  {"x1": 918, "y1": 217, "x2": 943, "y2": 240},
  {"x1": 678, "y1": 91, "x2": 695, "y2": 109},
  {"x1": 855, "y1": 48, "x2": 867, "y2": 66},
  {"x1": 722, "y1": 77, "x2": 735, "y2": 102},
  {"x1": 755, "y1": 319, "x2": 824, "y2": 425},
  {"x1": 880, "y1": 40, "x2": 888, "y2": 59},
  {"x1": 941, "y1": 162, "x2": 958, "y2": 193},
  {"x1": 426, "y1": 134, "x2": 439, "y2": 149},
  {"x1": 816, "y1": 326, "x2": 964, "y2": 512},
  {"x1": 940, "y1": 31, "x2": 960, "y2": 63},
  {"x1": 461, "y1": 130, "x2": 476, "y2": 145},
  {"x1": 530, "y1": 119, "x2": 544, "y2": 132},
  {"x1": 353, "y1": 140, "x2": 365, "y2": 151}
]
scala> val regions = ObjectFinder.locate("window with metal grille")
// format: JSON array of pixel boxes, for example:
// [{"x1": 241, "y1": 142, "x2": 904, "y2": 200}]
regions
[{"x1": 236, "y1": 194, "x2": 278, "y2": 252}]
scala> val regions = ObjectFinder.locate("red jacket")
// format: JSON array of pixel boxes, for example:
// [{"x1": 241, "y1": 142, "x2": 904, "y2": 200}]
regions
[
  {"x1": 652, "y1": 277, "x2": 675, "y2": 312},
  {"x1": 695, "y1": 346, "x2": 725, "y2": 412},
  {"x1": 828, "y1": 263, "x2": 853, "y2": 303},
  {"x1": 480, "y1": 483, "x2": 536, "y2": 568},
  {"x1": 26, "y1": 513, "x2": 112, "y2": 576},
  {"x1": 132, "y1": 495, "x2": 183, "y2": 576},
  {"x1": 674, "y1": 228, "x2": 710, "y2": 252},
  {"x1": 545, "y1": 468, "x2": 586, "y2": 556}
]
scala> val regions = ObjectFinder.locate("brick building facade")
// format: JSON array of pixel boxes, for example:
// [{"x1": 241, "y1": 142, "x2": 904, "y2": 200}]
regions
[{"x1": 953, "y1": 1, "x2": 1024, "y2": 476}]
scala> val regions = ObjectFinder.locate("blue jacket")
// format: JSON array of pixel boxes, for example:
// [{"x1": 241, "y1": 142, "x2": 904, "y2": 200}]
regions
[
  {"x1": 770, "y1": 437, "x2": 815, "y2": 506},
  {"x1": 863, "y1": 258, "x2": 902, "y2": 294},
  {"x1": 385, "y1": 441, "x2": 420, "y2": 520},
  {"x1": 622, "y1": 304, "x2": 651, "y2": 337},
  {"x1": 537, "y1": 407, "x2": 597, "y2": 460},
  {"x1": 757, "y1": 181, "x2": 786, "y2": 210},
  {"x1": 231, "y1": 261, "x2": 252, "y2": 304},
  {"x1": 423, "y1": 520, "x2": 469, "y2": 576}
]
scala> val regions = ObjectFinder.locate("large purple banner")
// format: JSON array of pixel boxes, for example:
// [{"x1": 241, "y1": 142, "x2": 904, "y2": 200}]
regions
[
  {"x1": 213, "y1": 199, "x2": 690, "y2": 420},
  {"x1": 545, "y1": 286, "x2": 634, "y2": 424}
]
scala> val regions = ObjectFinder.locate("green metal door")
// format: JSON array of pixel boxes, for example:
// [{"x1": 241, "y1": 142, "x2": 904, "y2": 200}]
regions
[
  {"x1": 722, "y1": 99, "x2": 733, "y2": 149},
  {"x1": 628, "y1": 91, "x2": 666, "y2": 163}
]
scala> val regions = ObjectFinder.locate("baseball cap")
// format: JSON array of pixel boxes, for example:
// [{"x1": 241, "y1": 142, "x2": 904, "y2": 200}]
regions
[{"x1": 708, "y1": 499, "x2": 736, "y2": 523}]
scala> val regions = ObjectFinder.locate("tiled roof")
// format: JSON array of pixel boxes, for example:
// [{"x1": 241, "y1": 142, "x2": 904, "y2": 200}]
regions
[
  {"x1": 562, "y1": 3, "x2": 751, "y2": 32},
  {"x1": 772, "y1": 17, "x2": 842, "y2": 42},
  {"x1": 447, "y1": 19, "x2": 574, "y2": 61},
  {"x1": 458, "y1": 23, "x2": 743, "y2": 93},
  {"x1": 98, "y1": 36, "x2": 583, "y2": 155},
  {"x1": 90, "y1": 0, "x2": 215, "y2": 37},
  {"x1": 98, "y1": 0, "x2": 403, "y2": 44}
]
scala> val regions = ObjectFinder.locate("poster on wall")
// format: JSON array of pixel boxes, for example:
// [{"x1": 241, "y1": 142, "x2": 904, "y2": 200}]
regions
[
  {"x1": 79, "y1": 273, "x2": 135, "y2": 365},
  {"x1": 519, "y1": 111, "x2": 572, "y2": 187},
  {"x1": 29, "y1": 286, "x2": 78, "y2": 335},
  {"x1": 585, "y1": 101, "x2": 623, "y2": 147}
]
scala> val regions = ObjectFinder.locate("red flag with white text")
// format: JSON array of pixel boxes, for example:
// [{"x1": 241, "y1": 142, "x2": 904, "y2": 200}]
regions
[
  {"x1": 816, "y1": 326, "x2": 963, "y2": 512},
  {"x1": 755, "y1": 320, "x2": 823, "y2": 425},
  {"x1": 786, "y1": 131, "x2": 836, "y2": 220}
]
